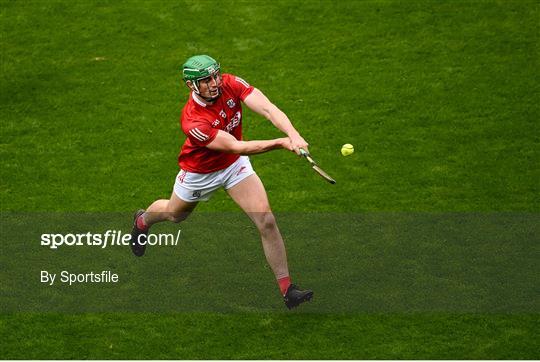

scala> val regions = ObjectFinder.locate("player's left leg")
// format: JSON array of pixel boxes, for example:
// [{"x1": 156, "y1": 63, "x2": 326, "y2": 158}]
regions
[
  {"x1": 226, "y1": 172, "x2": 313, "y2": 309},
  {"x1": 227, "y1": 173, "x2": 289, "y2": 278}
]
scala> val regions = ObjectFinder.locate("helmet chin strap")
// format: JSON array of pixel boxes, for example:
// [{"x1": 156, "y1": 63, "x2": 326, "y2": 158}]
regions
[{"x1": 193, "y1": 84, "x2": 221, "y2": 103}]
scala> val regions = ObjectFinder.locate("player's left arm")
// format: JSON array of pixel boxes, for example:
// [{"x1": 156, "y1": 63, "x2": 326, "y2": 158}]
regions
[{"x1": 243, "y1": 88, "x2": 308, "y2": 155}]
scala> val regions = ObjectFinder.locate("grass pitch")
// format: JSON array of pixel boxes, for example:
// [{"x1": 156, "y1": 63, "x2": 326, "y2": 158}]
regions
[{"x1": 1, "y1": 0, "x2": 539, "y2": 359}]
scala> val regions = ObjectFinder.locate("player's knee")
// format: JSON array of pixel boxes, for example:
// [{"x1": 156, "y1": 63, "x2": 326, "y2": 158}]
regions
[
  {"x1": 167, "y1": 211, "x2": 190, "y2": 223},
  {"x1": 257, "y1": 212, "x2": 277, "y2": 232}
]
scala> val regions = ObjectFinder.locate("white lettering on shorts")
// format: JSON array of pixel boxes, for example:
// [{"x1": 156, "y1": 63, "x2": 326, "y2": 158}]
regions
[
  {"x1": 236, "y1": 166, "x2": 247, "y2": 176},
  {"x1": 178, "y1": 170, "x2": 187, "y2": 183}
]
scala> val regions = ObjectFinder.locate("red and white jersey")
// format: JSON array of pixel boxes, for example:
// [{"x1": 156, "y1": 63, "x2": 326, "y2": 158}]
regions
[{"x1": 178, "y1": 73, "x2": 254, "y2": 173}]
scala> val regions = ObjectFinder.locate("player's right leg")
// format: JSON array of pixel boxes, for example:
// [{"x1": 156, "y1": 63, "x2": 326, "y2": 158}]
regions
[
  {"x1": 145, "y1": 191, "x2": 199, "y2": 225},
  {"x1": 131, "y1": 168, "x2": 222, "y2": 257},
  {"x1": 130, "y1": 191, "x2": 198, "y2": 257}
]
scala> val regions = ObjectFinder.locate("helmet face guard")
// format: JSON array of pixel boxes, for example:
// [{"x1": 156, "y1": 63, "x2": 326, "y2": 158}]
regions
[
  {"x1": 182, "y1": 55, "x2": 222, "y2": 100},
  {"x1": 191, "y1": 70, "x2": 222, "y2": 97}
]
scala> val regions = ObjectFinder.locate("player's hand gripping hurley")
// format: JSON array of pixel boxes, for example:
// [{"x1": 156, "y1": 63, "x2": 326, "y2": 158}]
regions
[{"x1": 299, "y1": 148, "x2": 336, "y2": 184}]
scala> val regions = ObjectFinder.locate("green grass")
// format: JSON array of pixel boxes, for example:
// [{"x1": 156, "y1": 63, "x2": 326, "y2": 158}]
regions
[
  {"x1": 1, "y1": 314, "x2": 538, "y2": 359},
  {"x1": 1, "y1": 0, "x2": 539, "y2": 359}
]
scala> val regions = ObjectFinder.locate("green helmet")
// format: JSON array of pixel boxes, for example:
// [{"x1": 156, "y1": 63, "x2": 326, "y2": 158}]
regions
[{"x1": 182, "y1": 55, "x2": 221, "y2": 94}]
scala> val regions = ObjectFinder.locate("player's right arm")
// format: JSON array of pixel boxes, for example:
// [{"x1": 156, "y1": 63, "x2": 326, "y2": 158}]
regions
[{"x1": 206, "y1": 130, "x2": 293, "y2": 155}]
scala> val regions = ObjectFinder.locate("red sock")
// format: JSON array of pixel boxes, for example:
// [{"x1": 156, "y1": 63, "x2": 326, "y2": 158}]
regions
[
  {"x1": 278, "y1": 276, "x2": 291, "y2": 296},
  {"x1": 136, "y1": 213, "x2": 149, "y2": 231}
]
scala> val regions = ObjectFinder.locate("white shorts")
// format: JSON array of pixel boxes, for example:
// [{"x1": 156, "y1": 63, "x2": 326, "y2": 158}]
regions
[{"x1": 173, "y1": 156, "x2": 255, "y2": 202}]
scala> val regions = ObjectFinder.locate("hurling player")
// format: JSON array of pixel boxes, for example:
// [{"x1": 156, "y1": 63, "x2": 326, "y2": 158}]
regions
[{"x1": 131, "y1": 55, "x2": 313, "y2": 309}]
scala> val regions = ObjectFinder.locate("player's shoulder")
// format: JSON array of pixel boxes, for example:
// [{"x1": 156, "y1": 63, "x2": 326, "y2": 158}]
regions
[
  {"x1": 222, "y1": 73, "x2": 251, "y2": 88},
  {"x1": 222, "y1": 73, "x2": 235, "y2": 83}
]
